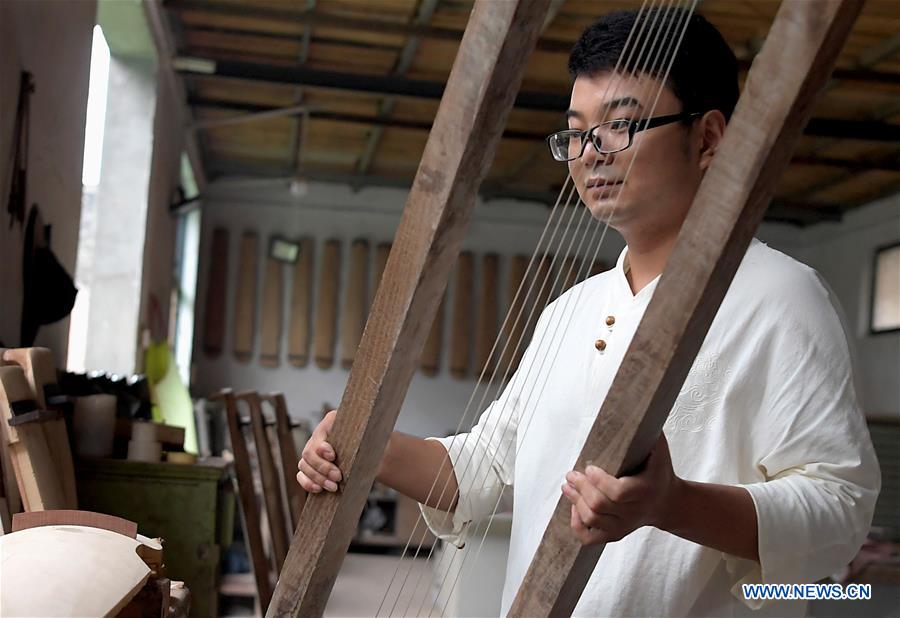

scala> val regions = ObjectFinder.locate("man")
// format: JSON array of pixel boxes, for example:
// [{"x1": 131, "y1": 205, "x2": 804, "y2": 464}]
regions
[{"x1": 297, "y1": 8, "x2": 880, "y2": 617}]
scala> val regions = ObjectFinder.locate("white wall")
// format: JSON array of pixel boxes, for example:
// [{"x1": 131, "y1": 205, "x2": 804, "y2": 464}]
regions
[
  {"x1": 192, "y1": 180, "x2": 626, "y2": 435},
  {"x1": 192, "y1": 179, "x2": 900, "y2": 435},
  {"x1": 799, "y1": 194, "x2": 900, "y2": 418},
  {"x1": 0, "y1": 0, "x2": 96, "y2": 362}
]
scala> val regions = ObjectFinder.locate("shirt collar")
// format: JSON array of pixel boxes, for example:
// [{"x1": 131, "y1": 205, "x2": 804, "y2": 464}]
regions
[{"x1": 615, "y1": 245, "x2": 661, "y2": 301}]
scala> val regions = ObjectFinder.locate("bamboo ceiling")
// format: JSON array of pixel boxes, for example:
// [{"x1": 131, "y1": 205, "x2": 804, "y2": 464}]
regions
[{"x1": 163, "y1": 0, "x2": 900, "y2": 226}]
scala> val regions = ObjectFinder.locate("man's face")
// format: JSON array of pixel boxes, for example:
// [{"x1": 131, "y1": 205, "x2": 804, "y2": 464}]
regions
[{"x1": 566, "y1": 72, "x2": 705, "y2": 237}]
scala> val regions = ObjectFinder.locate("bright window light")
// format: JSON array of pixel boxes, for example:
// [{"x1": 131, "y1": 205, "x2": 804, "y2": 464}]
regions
[{"x1": 82, "y1": 25, "x2": 110, "y2": 188}]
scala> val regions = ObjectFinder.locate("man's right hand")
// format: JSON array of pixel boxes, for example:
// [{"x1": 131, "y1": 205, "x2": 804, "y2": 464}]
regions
[{"x1": 297, "y1": 409, "x2": 343, "y2": 493}]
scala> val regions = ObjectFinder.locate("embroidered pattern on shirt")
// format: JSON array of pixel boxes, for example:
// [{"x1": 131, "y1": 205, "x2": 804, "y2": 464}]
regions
[{"x1": 664, "y1": 352, "x2": 730, "y2": 433}]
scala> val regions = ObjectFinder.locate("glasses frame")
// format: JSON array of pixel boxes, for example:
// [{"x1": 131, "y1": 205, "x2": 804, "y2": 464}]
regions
[{"x1": 547, "y1": 111, "x2": 701, "y2": 162}]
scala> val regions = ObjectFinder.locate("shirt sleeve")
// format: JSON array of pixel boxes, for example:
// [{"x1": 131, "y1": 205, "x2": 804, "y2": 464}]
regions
[
  {"x1": 724, "y1": 271, "x2": 881, "y2": 608},
  {"x1": 418, "y1": 307, "x2": 552, "y2": 548}
]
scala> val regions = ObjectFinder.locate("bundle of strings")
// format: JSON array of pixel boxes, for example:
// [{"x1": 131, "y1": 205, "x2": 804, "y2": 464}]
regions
[{"x1": 375, "y1": 1, "x2": 702, "y2": 615}]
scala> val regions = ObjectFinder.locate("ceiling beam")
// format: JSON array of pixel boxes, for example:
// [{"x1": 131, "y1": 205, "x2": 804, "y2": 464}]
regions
[
  {"x1": 186, "y1": 93, "x2": 900, "y2": 144},
  {"x1": 188, "y1": 97, "x2": 547, "y2": 140},
  {"x1": 291, "y1": 0, "x2": 316, "y2": 176},
  {"x1": 791, "y1": 154, "x2": 900, "y2": 173},
  {"x1": 177, "y1": 56, "x2": 569, "y2": 111},
  {"x1": 735, "y1": 59, "x2": 900, "y2": 87},
  {"x1": 180, "y1": 58, "x2": 900, "y2": 137},
  {"x1": 356, "y1": 0, "x2": 441, "y2": 177},
  {"x1": 144, "y1": 0, "x2": 207, "y2": 190},
  {"x1": 168, "y1": 1, "x2": 900, "y2": 87},
  {"x1": 166, "y1": 0, "x2": 572, "y2": 52},
  {"x1": 358, "y1": 0, "x2": 569, "y2": 177}
]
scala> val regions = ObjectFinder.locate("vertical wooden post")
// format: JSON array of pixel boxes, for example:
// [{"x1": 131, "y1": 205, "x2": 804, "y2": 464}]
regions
[
  {"x1": 267, "y1": 2, "x2": 551, "y2": 615},
  {"x1": 509, "y1": 1, "x2": 865, "y2": 614}
]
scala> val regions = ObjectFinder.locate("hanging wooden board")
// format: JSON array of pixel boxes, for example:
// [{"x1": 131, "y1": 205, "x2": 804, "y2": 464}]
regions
[
  {"x1": 340, "y1": 240, "x2": 369, "y2": 369},
  {"x1": 515, "y1": 255, "x2": 553, "y2": 374},
  {"x1": 371, "y1": 243, "x2": 391, "y2": 309},
  {"x1": 233, "y1": 232, "x2": 259, "y2": 363},
  {"x1": 203, "y1": 227, "x2": 229, "y2": 358},
  {"x1": 420, "y1": 296, "x2": 444, "y2": 376},
  {"x1": 259, "y1": 256, "x2": 284, "y2": 368},
  {"x1": 2, "y1": 348, "x2": 76, "y2": 509},
  {"x1": 499, "y1": 255, "x2": 529, "y2": 377},
  {"x1": 314, "y1": 240, "x2": 341, "y2": 369},
  {"x1": 288, "y1": 238, "x2": 314, "y2": 368},
  {"x1": 449, "y1": 252, "x2": 474, "y2": 379},
  {"x1": 474, "y1": 253, "x2": 499, "y2": 378}
]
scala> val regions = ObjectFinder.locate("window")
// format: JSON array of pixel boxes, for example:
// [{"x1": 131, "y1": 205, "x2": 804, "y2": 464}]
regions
[
  {"x1": 172, "y1": 152, "x2": 202, "y2": 387},
  {"x1": 870, "y1": 241, "x2": 900, "y2": 334}
]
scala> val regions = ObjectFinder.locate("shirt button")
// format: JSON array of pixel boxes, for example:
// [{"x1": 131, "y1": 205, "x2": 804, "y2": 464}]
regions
[
  {"x1": 606, "y1": 316, "x2": 615, "y2": 326},
  {"x1": 594, "y1": 339, "x2": 607, "y2": 351}
]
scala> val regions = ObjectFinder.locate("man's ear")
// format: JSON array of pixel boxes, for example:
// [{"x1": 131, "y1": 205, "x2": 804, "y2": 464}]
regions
[{"x1": 698, "y1": 110, "x2": 727, "y2": 171}]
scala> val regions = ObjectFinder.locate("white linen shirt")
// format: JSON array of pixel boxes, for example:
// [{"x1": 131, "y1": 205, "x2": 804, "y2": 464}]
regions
[{"x1": 420, "y1": 239, "x2": 880, "y2": 617}]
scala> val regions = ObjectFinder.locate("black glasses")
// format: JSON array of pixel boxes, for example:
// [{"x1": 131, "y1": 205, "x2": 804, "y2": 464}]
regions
[{"x1": 547, "y1": 112, "x2": 700, "y2": 162}]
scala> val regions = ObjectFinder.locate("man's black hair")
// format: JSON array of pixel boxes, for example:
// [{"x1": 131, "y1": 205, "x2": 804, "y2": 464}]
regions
[{"x1": 568, "y1": 7, "x2": 739, "y2": 120}]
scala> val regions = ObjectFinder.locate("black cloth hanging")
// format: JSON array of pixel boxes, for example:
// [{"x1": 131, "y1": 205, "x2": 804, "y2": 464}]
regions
[{"x1": 20, "y1": 205, "x2": 78, "y2": 346}]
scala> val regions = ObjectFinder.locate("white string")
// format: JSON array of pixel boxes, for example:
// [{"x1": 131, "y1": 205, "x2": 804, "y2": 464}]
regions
[
  {"x1": 400, "y1": 1, "x2": 678, "y2": 613},
  {"x1": 432, "y1": 3, "x2": 699, "y2": 615},
  {"x1": 375, "y1": 1, "x2": 699, "y2": 614},
  {"x1": 376, "y1": 178, "x2": 579, "y2": 617},
  {"x1": 406, "y1": 1, "x2": 686, "y2": 613}
]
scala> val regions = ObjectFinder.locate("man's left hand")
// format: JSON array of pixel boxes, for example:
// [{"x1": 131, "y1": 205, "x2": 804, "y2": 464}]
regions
[{"x1": 561, "y1": 433, "x2": 681, "y2": 545}]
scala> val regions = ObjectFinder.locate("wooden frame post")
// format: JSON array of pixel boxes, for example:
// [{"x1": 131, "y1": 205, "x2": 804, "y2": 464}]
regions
[
  {"x1": 508, "y1": 1, "x2": 865, "y2": 615},
  {"x1": 267, "y1": 1, "x2": 551, "y2": 615}
]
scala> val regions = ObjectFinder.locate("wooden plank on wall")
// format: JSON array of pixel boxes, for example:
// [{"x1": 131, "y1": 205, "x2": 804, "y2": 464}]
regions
[
  {"x1": 499, "y1": 255, "x2": 528, "y2": 377},
  {"x1": 420, "y1": 296, "x2": 444, "y2": 376},
  {"x1": 259, "y1": 256, "x2": 284, "y2": 368},
  {"x1": 520, "y1": 254, "x2": 552, "y2": 368},
  {"x1": 314, "y1": 240, "x2": 340, "y2": 369},
  {"x1": 233, "y1": 231, "x2": 259, "y2": 363},
  {"x1": 288, "y1": 238, "x2": 314, "y2": 367},
  {"x1": 449, "y1": 252, "x2": 474, "y2": 379},
  {"x1": 340, "y1": 240, "x2": 369, "y2": 369},
  {"x1": 202, "y1": 228, "x2": 229, "y2": 357},
  {"x1": 474, "y1": 253, "x2": 499, "y2": 378}
]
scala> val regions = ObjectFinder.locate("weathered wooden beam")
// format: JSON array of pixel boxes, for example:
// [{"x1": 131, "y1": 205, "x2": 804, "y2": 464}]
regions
[
  {"x1": 507, "y1": 1, "x2": 865, "y2": 615},
  {"x1": 166, "y1": 0, "x2": 571, "y2": 52},
  {"x1": 356, "y1": 0, "x2": 441, "y2": 176},
  {"x1": 176, "y1": 57, "x2": 569, "y2": 112},
  {"x1": 266, "y1": 2, "x2": 551, "y2": 615}
]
